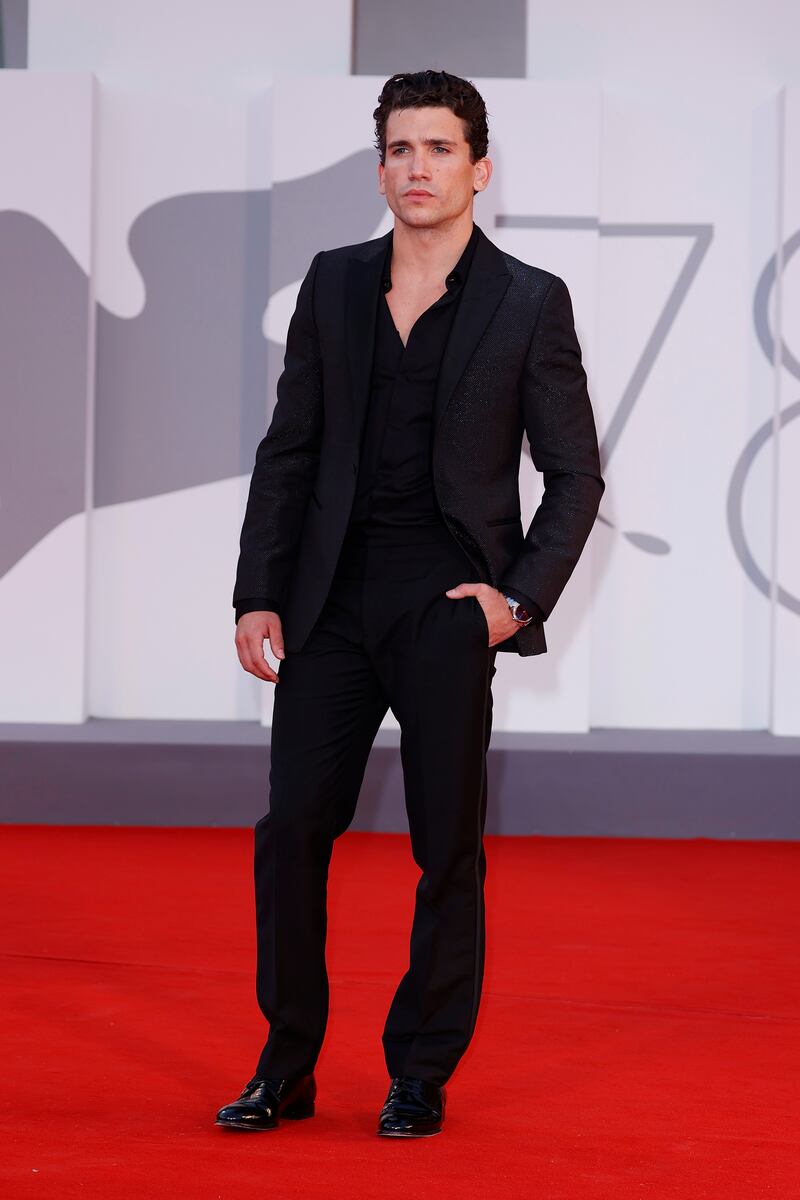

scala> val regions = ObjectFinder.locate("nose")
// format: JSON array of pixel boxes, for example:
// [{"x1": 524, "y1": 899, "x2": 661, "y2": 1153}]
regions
[{"x1": 407, "y1": 153, "x2": 431, "y2": 180}]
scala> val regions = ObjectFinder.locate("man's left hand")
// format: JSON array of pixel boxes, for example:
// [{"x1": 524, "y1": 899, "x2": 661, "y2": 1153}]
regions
[{"x1": 444, "y1": 582, "x2": 519, "y2": 647}]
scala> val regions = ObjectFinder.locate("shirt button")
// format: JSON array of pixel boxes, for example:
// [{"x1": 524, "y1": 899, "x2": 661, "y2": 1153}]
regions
[{"x1": 446, "y1": 274, "x2": 457, "y2": 286}]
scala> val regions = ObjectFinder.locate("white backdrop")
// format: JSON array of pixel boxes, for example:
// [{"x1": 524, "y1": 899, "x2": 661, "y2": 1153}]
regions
[
  {"x1": 774, "y1": 87, "x2": 800, "y2": 736},
  {"x1": 0, "y1": 71, "x2": 94, "y2": 722},
  {"x1": 590, "y1": 83, "x2": 782, "y2": 729},
  {"x1": 0, "y1": 3, "x2": 797, "y2": 734}
]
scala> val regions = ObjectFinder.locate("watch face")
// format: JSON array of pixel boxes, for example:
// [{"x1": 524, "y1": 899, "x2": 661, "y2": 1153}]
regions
[
  {"x1": 504, "y1": 595, "x2": 532, "y2": 624},
  {"x1": 505, "y1": 595, "x2": 530, "y2": 622}
]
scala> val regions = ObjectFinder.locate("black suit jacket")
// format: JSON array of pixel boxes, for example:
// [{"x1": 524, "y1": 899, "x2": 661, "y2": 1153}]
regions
[{"x1": 233, "y1": 223, "x2": 605, "y2": 657}]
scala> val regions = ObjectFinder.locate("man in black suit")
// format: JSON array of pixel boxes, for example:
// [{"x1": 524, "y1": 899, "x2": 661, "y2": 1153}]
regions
[{"x1": 216, "y1": 69, "x2": 604, "y2": 1138}]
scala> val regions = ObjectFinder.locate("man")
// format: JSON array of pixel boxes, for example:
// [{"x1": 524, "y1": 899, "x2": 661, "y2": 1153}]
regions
[{"x1": 216, "y1": 69, "x2": 604, "y2": 1138}]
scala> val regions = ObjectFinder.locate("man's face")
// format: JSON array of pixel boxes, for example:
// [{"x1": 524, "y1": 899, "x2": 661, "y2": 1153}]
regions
[{"x1": 378, "y1": 105, "x2": 491, "y2": 230}]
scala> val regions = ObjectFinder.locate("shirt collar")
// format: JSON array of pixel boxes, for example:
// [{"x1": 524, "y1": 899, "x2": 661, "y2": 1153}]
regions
[{"x1": 381, "y1": 222, "x2": 479, "y2": 293}]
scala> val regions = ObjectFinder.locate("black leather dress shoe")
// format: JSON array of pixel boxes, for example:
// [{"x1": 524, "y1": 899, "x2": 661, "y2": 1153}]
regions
[
  {"x1": 377, "y1": 1076, "x2": 446, "y2": 1138},
  {"x1": 215, "y1": 1074, "x2": 316, "y2": 1131}
]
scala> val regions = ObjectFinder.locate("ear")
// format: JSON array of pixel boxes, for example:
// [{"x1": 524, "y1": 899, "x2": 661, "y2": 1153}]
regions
[
  {"x1": 473, "y1": 157, "x2": 492, "y2": 193},
  {"x1": 377, "y1": 161, "x2": 385, "y2": 195}
]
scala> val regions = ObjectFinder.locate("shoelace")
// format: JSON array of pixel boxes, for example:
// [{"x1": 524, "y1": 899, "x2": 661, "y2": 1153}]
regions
[
  {"x1": 241, "y1": 1076, "x2": 282, "y2": 1099},
  {"x1": 386, "y1": 1077, "x2": 440, "y2": 1110}
]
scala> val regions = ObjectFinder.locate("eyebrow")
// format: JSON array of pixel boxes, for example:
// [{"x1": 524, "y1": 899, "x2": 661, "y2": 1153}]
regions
[{"x1": 386, "y1": 137, "x2": 459, "y2": 149}]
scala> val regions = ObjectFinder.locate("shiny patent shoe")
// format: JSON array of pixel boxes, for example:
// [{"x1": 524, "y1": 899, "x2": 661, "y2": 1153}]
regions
[
  {"x1": 215, "y1": 1073, "x2": 316, "y2": 1131},
  {"x1": 377, "y1": 1076, "x2": 446, "y2": 1138}
]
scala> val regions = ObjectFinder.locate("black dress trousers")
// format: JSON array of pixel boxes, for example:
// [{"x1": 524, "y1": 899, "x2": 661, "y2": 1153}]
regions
[{"x1": 254, "y1": 519, "x2": 499, "y2": 1086}]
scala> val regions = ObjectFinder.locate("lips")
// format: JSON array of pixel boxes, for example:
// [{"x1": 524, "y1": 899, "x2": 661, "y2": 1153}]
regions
[{"x1": 406, "y1": 191, "x2": 433, "y2": 197}]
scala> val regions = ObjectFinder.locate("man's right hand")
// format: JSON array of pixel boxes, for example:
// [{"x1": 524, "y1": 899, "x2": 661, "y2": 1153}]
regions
[{"x1": 235, "y1": 611, "x2": 285, "y2": 684}]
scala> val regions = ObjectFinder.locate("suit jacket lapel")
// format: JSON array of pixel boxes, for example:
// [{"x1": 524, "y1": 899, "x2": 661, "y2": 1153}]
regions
[
  {"x1": 345, "y1": 231, "x2": 391, "y2": 447},
  {"x1": 433, "y1": 226, "x2": 511, "y2": 436},
  {"x1": 344, "y1": 224, "x2": 511, "y2": 446}
]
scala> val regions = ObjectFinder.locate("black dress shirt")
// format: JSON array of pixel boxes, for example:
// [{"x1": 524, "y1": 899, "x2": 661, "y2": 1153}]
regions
[
  {"x1": 350, "y1": 221, "x2": 478, "y2": 528},
  {"x1": 235, "y1": 224, "x2": 543, "y2": 627}
]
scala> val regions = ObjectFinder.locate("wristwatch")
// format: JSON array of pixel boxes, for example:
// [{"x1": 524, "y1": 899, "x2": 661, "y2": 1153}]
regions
[{"x1": 503, "y1": 594, "x2": 534, "y2": 627}]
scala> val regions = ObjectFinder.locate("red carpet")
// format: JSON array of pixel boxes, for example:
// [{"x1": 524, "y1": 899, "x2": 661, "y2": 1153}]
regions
[{"x1": 1, "y1": 827, "x2": 798, "y2": 1198}]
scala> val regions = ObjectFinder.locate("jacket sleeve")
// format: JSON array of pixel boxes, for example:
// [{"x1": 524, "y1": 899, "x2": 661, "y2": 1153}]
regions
[
  {"x1": 500, "y1": 274, "x2": 605, "y2": 620},
  {"x1": 234, "y1": 597, "x2": 282, "y2": 624},
  {"x1": 232, "y1": 250, "x2": 324, "y2": 618}
]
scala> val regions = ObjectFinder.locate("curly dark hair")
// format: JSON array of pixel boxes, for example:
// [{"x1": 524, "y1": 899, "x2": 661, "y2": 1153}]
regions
[{"x1": 372, "y1": 69, "x2": 489, "y2": 166}]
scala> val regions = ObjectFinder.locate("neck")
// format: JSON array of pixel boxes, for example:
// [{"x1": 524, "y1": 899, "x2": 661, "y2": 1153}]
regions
[{"x1": 389, "y1": 212, "x2": 475, "y2": 284}]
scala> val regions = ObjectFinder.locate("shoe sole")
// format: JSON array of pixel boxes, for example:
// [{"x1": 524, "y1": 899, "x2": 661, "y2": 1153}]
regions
[
  {"x1": 377, "y1": 1127, "x2": 443, "y2": 1138},
  {"x1": 216, "y1": 1120, "x2": 278, "y2": 1132}
]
